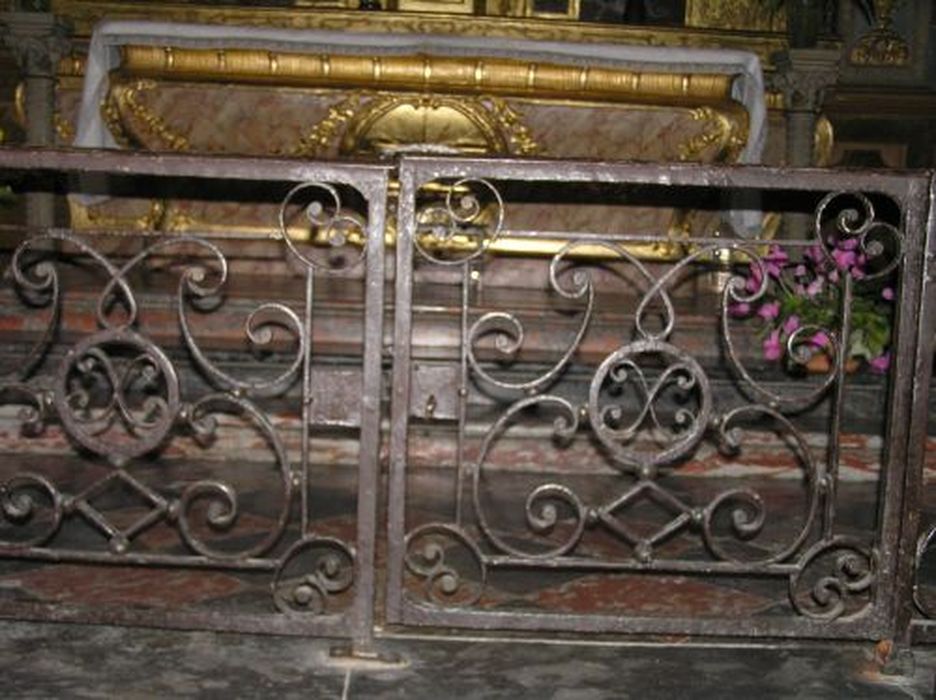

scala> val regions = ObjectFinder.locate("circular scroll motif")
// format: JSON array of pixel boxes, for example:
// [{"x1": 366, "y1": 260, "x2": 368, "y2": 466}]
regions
[
  {"x1": 588, "y1": 339, "x2": 711, "y2": 474},
  {"x1": 54, "y1": 329, "x2": 180, "y2": 462}
]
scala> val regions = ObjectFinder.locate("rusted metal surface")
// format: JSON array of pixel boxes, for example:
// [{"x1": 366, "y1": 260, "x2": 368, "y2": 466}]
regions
[
  {"x1": 0, "y1": 148, "x2": 389, "y2": 652},
  {"x1": 387, "y1": 156, "x2": 933, "y2": 642},
  {"x1": 903, "y1": 173, "x2": 936, "y2": 645},
  {"x1": 2, "y1": 147, "x2": 936, "y2": 650}
]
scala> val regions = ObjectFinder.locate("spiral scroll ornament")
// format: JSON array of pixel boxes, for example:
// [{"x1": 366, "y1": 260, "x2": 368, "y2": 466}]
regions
[
  {"x1": 176, "y1": 394, "x2": 292, "y2": 560},
  {"x1": 703, "y1": 406, "x2": 821, "y2": 564},
  {"x1": 466, "y1": 242, "x2": 594, "y2": 398},
  {"x1": 176, "y1": 243, "x2": 305, "y2": 400},
  {"x1": 0, "y1": 473, "x2": 63, "y2": 550},
  {"x1": 3, "y1": 244, "x2": 60, "y2": 380},
  {"x1": 272, "y1": 536, "x2": 355, "y2": 616},
  {"x1": 405, "y1": 523, "x2": 487, "y2": 607},
  {"x1": 277, "y1": 181, "x2": 368, "y2": 273},
  {"x1": 789, "y1": 538, "x2": 875, "y2": 621},
  {"x1": 54, "y1": 329, "x2": 180, "y2": 463},
  {"x1": 413, "y1": 178, "x2": 504, "y2": 265},
  {"x1": 588, "y1": 340, "x2": 711, "y2": 476},
  {"x1": 472, "y1": 396, "x2": 587, "y2": 558},
  {"x1": 914, "y1": 523, "x2": 936, "y2": 618},
  {"x1": 813, "y1": 191, "x2": 903, "y2": 283}
]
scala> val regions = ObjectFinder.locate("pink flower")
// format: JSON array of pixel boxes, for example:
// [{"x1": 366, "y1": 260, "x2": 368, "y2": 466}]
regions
[
  {"x1": 869, "y1": 352, "x2": 891, "y2": 374},
  {"x1": 793, "y1": 264, "x2": 807, "y2": 277},
  {"x1": 745, "y1": 263, "x2": 764, "y2": 294},
  {"x1": 838, "y1": 237, "x2": 859, "y2": 250},
  {"x1": 804, "y1": 245, "x2": 825, "y2": 264},
  {"x1": 806, "y1": 278, "x2": 824, "y2": 297},
  {"x1": 728, "y1": 301, "x2": 751, "y2": 317},
  {"x1": 764, "y1": 245, "x2": 789, "y2": 278},
  {"x1": 828, "y1": 269, "x2": 839, "y2": 284},
  {"x1": 882, "y1": 287, "x2": 895, "y2": 301},
  {"x1": 758, "y1": 301, "x2": 781, "y2": 321},
  {"x1": 783, "y1": 314, "x2": 800, "y2": 335},
  {"x1": 763, "y1": 329, "x2": 782, "y2": 361},
  {"x1": 811, "y1": 331, "x2": 831, "y2": 349},
  {"x1": 832, "y1": 247, "x2": 857, "y2": 270}
]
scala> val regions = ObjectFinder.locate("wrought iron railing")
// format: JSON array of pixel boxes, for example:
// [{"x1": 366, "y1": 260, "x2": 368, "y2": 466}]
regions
[
  {"x1": 0, "y1": 149, "x2": 389, "y2": 654},
  {"x1": 0, "y1": 147, "x2": 935, "y2": 658}
]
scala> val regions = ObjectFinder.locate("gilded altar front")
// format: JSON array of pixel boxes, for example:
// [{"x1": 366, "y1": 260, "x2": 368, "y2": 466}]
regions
[{"x1": 38, "y1": 1, "x2": 779, "y2": 257}]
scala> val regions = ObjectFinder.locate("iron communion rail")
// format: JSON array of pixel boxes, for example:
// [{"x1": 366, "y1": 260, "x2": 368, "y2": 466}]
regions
[{"x1": 0, "y1": 147, "x2": 935, "y2": 661}]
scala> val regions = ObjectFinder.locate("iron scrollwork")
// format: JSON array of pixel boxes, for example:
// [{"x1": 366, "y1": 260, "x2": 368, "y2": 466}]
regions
[
  {"x1": 0, "y1": 178, "x2": 373, "y2": 620},
  {"x1": 402, "y1": 174, "x2": 900, "y2": 626}
]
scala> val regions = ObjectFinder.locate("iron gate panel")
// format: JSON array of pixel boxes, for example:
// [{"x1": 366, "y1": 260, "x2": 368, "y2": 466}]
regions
[
  {"x1": 901, "y1": 172, "x2": 936, "y2": 645},
  {"x1": 387, "y1": 156, "x2": 930, "y2": 640},
  {"x1": 0, "y1": 149, "x2": 389, "y2": 648}
]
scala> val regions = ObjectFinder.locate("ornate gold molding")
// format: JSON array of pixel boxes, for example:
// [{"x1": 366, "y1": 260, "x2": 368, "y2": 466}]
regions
[
  {"x1": 813, "y1": 114, "x2": 834, "y2": 167},
  {"x1": 53, "y1": 112, "x2": 75, "y2": 143},
  {"x1": 849, "y1": 26, "x2": 910, "y2": 66},
  {"x1": 68, "y1": 198, "x2": 166, "y2": 231},
  {"x1": 849, "y1": 0, "x2": 910, "y2": 67},
  {"x1": 118, "y1": 45, "x2": 737, "y2": 107},
  {"x1": 14, "y1": 80, "x2": 76, "y2": 143},
  {"x1": 484, "y1": 96, "x2": 540, "y2": 156},
  {"x1": 685, "y1": 0, "x2": 784, "y2": 32},
  {"x1": 289, "y1": 93, "x2": 367, "y2": 158},
  {"x1": 104, "y1": 79, "x2": 190, "y2": 150},
  {"x1": 397, "y1": 0, "x2": 475, "y2": 14},
  {"x1": 13, "y1": 82, "x2": 26, "y2": 128},
  {"x1": 51, "y1": 0, "x2": 789, "y2": 65},
  {"x1": 677, "y1": 106, "x2": 748, "y2": 164}
]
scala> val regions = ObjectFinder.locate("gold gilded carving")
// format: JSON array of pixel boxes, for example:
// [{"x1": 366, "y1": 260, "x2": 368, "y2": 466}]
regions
[
  {"x1": 849, "y1": 27, "x2": 910, "y2": 66},
  {"x1": 58, "y1": 53, "x2": 86, "y2": 77},
  {"x1": 54, "y1": 113, "x2": 75, "y2": 143},
  {"x1": 293, "y1": 0, "x2": 354, "y2": 7},
  {"x1": 677, "y1": 106, "x2": 747, "y2": 164},
  {"x1": 13, "y1": 82, "x2": 26, "y2": 128},
  {"x1": 813, "y1": 114, "x2": 834, "y2": 167},
  {"x1": 52, "y1": 0, "x2": 788, "y2": 65},
  {"x1": 289, "y1": 93, "x2": 367, "y2": 157},
  {"x1": 397, "y1": 0, "x2": 475, "y2": 14},
  {"x1": 288, "y1": 92, "x2": 541, "y2": 158},
  {"x1": 118, "y1": 45, "x2": 736, "y2": 106},
  {"x1": 68, "y1": 198, "x2": 166, "y2": 232},
  {"x1": 849, "y1": 0, "x2": 910, "y2": 66},
  {"x1": 685, "y1": 0, "x2": 784, "y2": 32},
  {"x1": 13, "y1": 81, "x2": 74, "y2": 143},
  {"x1": 339, "y1": 94, "x2": 507, "y2": 156},
  {"x1": 104, "y1": 79, "x2": 190, "y2": 151},
  {"x1": 101, "y1": 87, "x2": 133, "y2": 148},
  {"x1": 484, "y1": 97, "x2": 540, "y2": 156},
  {"x1": 766, "y1": 90, "x2": 784, "y2": 111}
]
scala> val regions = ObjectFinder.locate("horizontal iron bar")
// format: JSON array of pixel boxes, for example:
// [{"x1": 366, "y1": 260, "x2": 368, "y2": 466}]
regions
[
  {"x1": 483, "y1": 555, "x2": 799, "y2": 576},
  {"x1": 400, "y1": 155, "x2": 924, "y2": 196},
  {"x1": 0, "y1": 146, "x2": 390, "y2": 183},
  {"x1": 399, "y1": 601, "x2": 882, "y2": 640},
  {"x1": 0, "y1": 547, "x2": 279, "y2": 571}
]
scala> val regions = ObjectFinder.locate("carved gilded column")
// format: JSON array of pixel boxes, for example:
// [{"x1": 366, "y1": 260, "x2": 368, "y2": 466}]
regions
[{"x1": 0, "y1": 12, "x2": 70, "y2": 228}]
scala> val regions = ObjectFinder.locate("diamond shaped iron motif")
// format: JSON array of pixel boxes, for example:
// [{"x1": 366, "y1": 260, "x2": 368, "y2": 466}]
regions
[
  {"x1": 595, "y1": 480, "x2": 694, "y2": 563},
  {"x1": 64, "y1": 470, "x2": 170, "y2": 554}
]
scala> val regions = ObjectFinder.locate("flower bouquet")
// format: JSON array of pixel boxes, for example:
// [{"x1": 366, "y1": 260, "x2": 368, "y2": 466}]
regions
[{"x1": 729, "y1": 240, "x2": 894, "y2": 374}]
